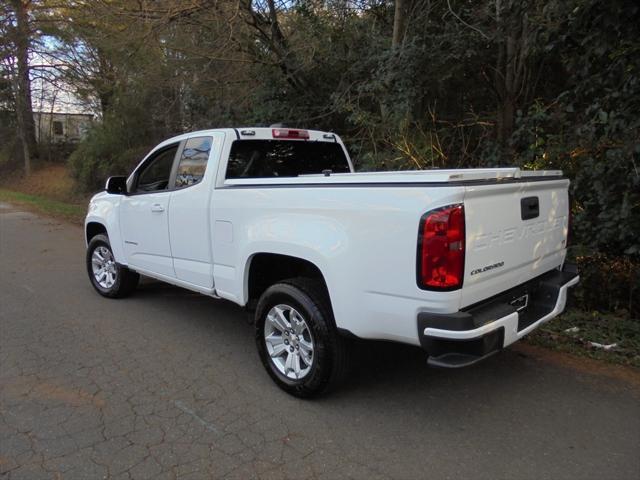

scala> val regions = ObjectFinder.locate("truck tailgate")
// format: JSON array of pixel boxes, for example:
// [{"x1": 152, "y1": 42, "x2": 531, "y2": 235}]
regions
[{"x1": 461, "y1": 178, "x2": 570, "y2": 308}]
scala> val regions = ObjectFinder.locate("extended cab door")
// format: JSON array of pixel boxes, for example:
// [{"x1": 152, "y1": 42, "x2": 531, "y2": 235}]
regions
[
  {"x1": 167, "y1": 135, "x2": 218, "y2": 288},
  {"x1": 119, "y1": 143, "x2": 180, "y2": 278}
]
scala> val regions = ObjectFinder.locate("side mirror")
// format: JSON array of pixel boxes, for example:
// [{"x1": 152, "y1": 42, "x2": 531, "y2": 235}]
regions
[{"x1": 105, "y1": 176, "x2": 127, "y2": 195}]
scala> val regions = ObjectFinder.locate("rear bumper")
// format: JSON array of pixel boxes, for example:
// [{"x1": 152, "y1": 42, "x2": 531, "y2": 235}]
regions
[{"x1": 418, "y1": 264, "x2": 579, "y2": 368}]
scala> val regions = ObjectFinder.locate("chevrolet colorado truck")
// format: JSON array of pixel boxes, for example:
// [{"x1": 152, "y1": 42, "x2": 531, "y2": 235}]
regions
[{"x1": 85, "y1": 127, "x2": 579, "y2": 397}]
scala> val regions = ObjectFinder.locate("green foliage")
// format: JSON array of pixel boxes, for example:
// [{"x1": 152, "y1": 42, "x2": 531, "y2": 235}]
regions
[
  {"x1": 570, "y1": 250, "x2": 639, "y2": 316},
  {"x1": 571, "y1": 152, "x2": 639, "y2": 257}
]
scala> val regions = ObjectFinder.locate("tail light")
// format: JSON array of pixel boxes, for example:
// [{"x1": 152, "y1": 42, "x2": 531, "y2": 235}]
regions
[
  {"x1": 417, "y1": 204, "x2": 465, "y2": 290},
  {"x1": 272, "y1": 128, "x2": 309, "y2": 139}
]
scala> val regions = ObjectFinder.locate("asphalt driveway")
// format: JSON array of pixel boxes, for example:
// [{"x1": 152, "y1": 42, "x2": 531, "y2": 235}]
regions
[{"x1": 1, "y1": 202, "x2": 639, "y2": 479}]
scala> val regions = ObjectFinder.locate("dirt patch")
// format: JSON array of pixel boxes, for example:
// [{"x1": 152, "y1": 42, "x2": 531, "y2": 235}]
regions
[
  {"x1": 7, "y1": 381, "x2": 107, "y2": 409},
  {"x1": 513, "y1": 342, "x2": 640, "y2": 391},
  {"x1": 31, "y1": 382, "x2": 105, "y2": 409}
]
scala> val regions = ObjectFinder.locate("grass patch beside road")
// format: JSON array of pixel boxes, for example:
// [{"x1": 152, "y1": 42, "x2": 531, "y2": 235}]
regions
[
  {"x1": 526, "y1": 309, "x2": 640, "y2": 368},
  {"x1": 0, "y1": 188, "x2": 85, "y2": 224},
  {"x1": 0, "y1": 163, "x2": 87, "y2": 224}
]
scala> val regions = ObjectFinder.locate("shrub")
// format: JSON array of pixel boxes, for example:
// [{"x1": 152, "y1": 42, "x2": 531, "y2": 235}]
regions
[
  {"x1": 68, "y1": 111, "x2": 158, "y2": 192},
  {"x1": 569, "y1": 250, "x2": 639, "y2": 317}
]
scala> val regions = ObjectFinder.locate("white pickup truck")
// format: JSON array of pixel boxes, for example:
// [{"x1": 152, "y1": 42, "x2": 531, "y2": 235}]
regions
[{"x1": 85, "y1": 127, "x2": 579, "y2": 396}]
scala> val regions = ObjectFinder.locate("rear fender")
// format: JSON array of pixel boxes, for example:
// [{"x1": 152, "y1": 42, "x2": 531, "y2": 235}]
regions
[{"x1": 220, "y1": 215, "x2": 346, "y2": 308}]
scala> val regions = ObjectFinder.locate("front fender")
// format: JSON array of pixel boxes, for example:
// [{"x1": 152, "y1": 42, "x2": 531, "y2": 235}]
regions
[{"x1": 85, "y1": 193, "x2": 126, "y2": 264}]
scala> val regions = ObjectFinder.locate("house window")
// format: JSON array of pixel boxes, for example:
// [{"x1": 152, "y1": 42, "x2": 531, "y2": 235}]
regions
[{"x1": 53, "y1": 121, "x2": 64, "y2": 135}]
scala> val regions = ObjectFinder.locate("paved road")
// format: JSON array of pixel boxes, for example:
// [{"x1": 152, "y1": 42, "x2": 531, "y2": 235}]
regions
[{"x1": 1, "y1": 202, "x2": 639, "y2": 480}]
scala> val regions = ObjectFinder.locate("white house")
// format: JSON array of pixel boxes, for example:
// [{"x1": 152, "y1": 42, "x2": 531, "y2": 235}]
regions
[{"x1": 33, "y1": 111, "x2": 93, "y2": 144}]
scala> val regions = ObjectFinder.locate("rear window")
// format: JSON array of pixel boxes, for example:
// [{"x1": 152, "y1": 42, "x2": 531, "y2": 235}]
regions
[{"x1": 225, "y1": 140, "x2": 350, "y2": 179}]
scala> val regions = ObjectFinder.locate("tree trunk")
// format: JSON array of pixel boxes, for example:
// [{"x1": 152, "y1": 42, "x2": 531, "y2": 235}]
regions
[
  {"x1": 494, "y1": 0, "x2": 517, "y2": 151},
  {"x1": 496, "y1": 33, "x2": 516, "y2": 144},
  {"x1": 12, "y1": 0, "x2": 36, "y2": 175},
  {"x1": 497, "y1": 95, "x2": 515, "y2": 144},
  {"x1": 392, "y1": 0, "x2": 406, "y2": 48},
  {"x1": 494, "y1": 0, "x2": 533, "y2": 151}
]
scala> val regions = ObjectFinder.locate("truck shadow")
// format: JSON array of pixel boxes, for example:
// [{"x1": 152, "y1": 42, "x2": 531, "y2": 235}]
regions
[
  {"x1": 341, "y1": 338, "x2": 531, "y2": 396},
  {"x1": 131, "y1": 278, "x2": 551, "y2": 401}
]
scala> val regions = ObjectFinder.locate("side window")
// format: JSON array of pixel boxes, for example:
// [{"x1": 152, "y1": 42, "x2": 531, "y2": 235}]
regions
[
  {"x1": 174, "y1": 136, "x2": 212, "y2": 189},
  {"x1": 135, "y1": 144, "x2": 179, "y2": 193}
]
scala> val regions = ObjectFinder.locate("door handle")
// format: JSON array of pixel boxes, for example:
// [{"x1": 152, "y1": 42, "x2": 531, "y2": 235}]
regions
[{"x1": 151, "y1": 204, "x2": 165, "y2": 213}]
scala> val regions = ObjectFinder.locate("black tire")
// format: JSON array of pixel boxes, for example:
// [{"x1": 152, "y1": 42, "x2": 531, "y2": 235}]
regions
[
  {"x1": 86, "y1": 234, "x2": 139, "y2": 298},
  {"x1": 255, "y1": 277, "x2": 350, "y2": 398}
]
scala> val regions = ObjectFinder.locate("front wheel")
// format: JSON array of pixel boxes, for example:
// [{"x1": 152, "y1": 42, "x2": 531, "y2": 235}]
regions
[
  {"x1": 86, "y1": 234, "x2": 139, "y2": 298},
  {"x1": 255, "y1": 278, "x2": 350, "y2": 398}
]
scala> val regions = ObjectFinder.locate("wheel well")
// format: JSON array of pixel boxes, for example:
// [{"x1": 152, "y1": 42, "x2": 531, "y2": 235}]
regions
[
  {"x1": 86, "y1": 222, "x2": 107, "y2": 243},
  {"x1": 247, "y1": 253, "x2": 329, "y2": 306}
]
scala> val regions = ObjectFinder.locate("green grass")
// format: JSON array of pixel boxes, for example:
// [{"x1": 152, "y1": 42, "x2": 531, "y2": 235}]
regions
[
  {"x1": 526, "y1": 309, "x2": 640, "y2": 367},
  {"x1": 0, "y1": 188, "x2": 85, "y2": 224}
]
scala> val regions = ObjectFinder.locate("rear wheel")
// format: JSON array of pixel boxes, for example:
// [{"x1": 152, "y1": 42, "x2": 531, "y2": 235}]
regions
[
  {"x1": 86, "y1": 234, "x2": 139, "y2": 298},
  {"x1": 255, "y1": 278, "x2": 350, "y2": 397}
]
